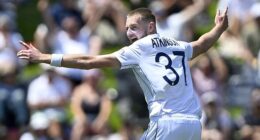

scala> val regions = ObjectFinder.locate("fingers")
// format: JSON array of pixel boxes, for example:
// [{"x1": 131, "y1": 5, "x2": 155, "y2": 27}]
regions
[
  {"x1": 19, "y1": 41, "x2": 30, "y2": 49},
  {"x1": 18, "y1": 55, "x2": 29, "y2": 60},
  {"x1": 222, "y1": 7, "x2": 228, "y2": 17},
  {"x1": 17, "y1": 50, "x2": 30, "y2": 60},
  {"x1": 216, "y1": 7, "x2": 228, "y2": 17},
  {"x1": 215, "y1": 10, "x2": 220, "y2": 23},
  {"x1": 224, "y1": 7, "x2": 228, "y2": 15},
  {"x1": 217, "y1": 9, "x2": 220, "y2": 16},
  {"x1": 17, "y1": 50, "x2": 29, "y2": 56},
  {"x1": 29, "y1": 43, "x2": 37, "y2": 50},
  {"x1": 19, "y1": 41, "x2": 33, "y2": 49}
]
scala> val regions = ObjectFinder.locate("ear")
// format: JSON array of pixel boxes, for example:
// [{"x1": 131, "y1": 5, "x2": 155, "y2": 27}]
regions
[{"x1": 148, "y1": 22, "x2": 156, "y2": 34}]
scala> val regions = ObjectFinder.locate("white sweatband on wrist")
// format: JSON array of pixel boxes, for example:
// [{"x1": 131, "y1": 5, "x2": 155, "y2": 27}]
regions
[{"x1": 50, "y1": 54, "x2": 63, "y2": 67}]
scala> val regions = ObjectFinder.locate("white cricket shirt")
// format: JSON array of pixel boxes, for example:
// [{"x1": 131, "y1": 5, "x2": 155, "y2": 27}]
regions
[{"x1": 114, "y1": 34, "x2": 201, "y2": 119}]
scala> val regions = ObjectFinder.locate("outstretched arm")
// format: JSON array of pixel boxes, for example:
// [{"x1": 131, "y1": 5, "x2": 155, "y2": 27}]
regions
[
  {"x1": 191, "y1": 7, "x2": 228, "y2": 59},
  {"x1": 17, "y1": 42, "x2": 121, "y2": 69}
]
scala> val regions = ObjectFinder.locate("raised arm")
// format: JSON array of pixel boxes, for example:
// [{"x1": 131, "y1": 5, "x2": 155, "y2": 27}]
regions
[
  {"x1": 17, "y1": 41, "x2": 121, "y2": 69},
  {"x1": 191, "y1": 7, "x2": 228, "y2": 59}
]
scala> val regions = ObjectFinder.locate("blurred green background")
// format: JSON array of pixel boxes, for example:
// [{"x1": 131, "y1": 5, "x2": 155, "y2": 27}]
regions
[{"x1": 15, "y1": 0, "x2": 230, "y2": 131}]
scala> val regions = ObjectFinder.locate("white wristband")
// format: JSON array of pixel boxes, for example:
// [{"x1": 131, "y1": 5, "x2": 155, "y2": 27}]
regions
[{"x1": 50, "y1": 54, "x2": 63, "y2": 67}]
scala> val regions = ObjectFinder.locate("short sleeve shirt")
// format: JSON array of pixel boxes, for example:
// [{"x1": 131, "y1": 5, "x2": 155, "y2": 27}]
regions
[{"x1": 113, "y1": 34, "x2": 201, "y2": 118}]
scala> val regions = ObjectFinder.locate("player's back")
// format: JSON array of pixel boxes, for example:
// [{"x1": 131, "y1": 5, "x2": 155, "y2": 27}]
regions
[{"x1": 130, "y1": 34, "x2": 201, "y2": 119}]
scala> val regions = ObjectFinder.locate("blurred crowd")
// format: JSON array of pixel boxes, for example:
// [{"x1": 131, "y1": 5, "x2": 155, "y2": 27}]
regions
[{"x1": 0, "y1": 0, "x2": 260, "y2": 140}]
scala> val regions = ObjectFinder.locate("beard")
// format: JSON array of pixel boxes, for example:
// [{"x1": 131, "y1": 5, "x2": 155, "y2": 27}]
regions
[{"x1": 130, "y1": 38, "x2": 138, "y2": 43}]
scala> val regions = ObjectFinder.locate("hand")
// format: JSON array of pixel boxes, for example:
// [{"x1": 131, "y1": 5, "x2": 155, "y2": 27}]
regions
[
  {"x1": 17, "y1": 41, "x2": 47, "y2": 63},
  {"x1": 215, "y1": 7, "x2": 229, "y2": 32}
]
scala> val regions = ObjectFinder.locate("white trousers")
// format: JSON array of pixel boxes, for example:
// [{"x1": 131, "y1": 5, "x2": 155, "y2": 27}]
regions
[{"x1": 141, "y1": 114, "x2": 201, "y2": 140}]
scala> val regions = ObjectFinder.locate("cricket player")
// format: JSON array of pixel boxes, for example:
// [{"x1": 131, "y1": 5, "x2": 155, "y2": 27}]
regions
[{"x1": 18, "y1": 7, "x2": 228, "y2": 140}]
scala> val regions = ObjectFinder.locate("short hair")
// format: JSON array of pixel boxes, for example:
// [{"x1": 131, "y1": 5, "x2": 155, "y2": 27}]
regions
[{"x1": 127, "y1": 8, "x2": 156, "y2": 24}]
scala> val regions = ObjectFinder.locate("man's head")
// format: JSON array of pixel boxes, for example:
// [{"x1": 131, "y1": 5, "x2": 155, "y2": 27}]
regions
[{"x1": 126, "y1": 8, "x2": 157, "y2": 43}]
